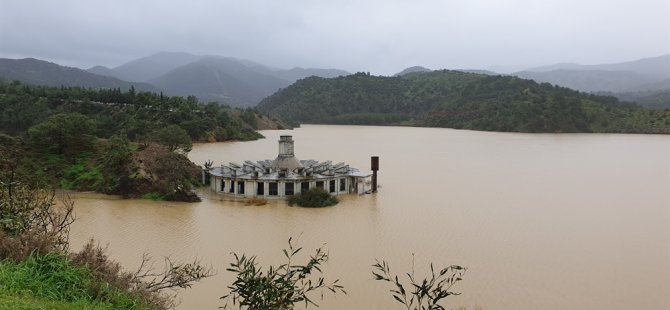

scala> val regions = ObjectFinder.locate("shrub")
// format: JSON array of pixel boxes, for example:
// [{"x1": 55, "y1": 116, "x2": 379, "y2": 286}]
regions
[
  {"x1": 221, "y1": 237, "x2": 345, "y2": 309},
  {"x1": 372, "y1": 256, "x2": 466, "y2": 310},
  {"x1": 140, "y1": 192, "x2": 163, "y2": 201},
  {"x1": 287, "y1": 188, "x2": 338, "y2": 208}
]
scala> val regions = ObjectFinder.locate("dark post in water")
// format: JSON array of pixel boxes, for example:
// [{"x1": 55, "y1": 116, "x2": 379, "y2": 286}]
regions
[{"x1": 371, "y1": 156, "x2": 379, "y2": 193}]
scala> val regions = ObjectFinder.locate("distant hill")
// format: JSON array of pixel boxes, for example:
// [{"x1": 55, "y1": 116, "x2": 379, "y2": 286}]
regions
[
  {"x1": 270, "y1": 67, "x2": 350, "y2": 82},
  {"x1": 150, "y1": 57, "x2": 292, "y2": 106},
  {"x1": 257, "y1": 71, "x2": 669, "y2": 134},
  {"x1": 525, "y1": 54, "x2": 670, "y2": 79},
  {"x1": 111, "y1": 51, "x2": 201, "y2": 82},
  {"x1": 513, "y1": 70, "x2": 657, "y2": 93},
  {"x1": 89, "y1": 52, "x2": 351, "y2": 106},
  {"x1": 513, "y1": 54, "x2": 670, "y2": 93},
  {"x1": 394, "y1": 66, "x2": 431, "y2": 76},
  {"x1": 86, "y1": 65, "x2": 121, "y2": 79},
  {"x1": 2, "y1": 52, "x2": 351, "y2": 107},
  {"x1": 0, "y1": 58, "x2": 159, "y2": 92},
  {"x1": 456, "y1": 69, "x2": 499, "y2": 76},
  {"x1": 603, "y1": 88, "x2": 670, "y2": 109}
]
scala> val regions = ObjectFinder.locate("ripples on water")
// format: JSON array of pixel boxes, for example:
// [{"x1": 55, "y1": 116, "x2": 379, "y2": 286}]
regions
[{"x1": 70, "y1": 125, "x2": 670, "y2": 310}]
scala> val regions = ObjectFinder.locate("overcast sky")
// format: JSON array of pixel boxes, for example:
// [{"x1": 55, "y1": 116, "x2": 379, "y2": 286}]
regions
[{"x1": 1, "y1": 0, "x2": 668, "y2": 75}]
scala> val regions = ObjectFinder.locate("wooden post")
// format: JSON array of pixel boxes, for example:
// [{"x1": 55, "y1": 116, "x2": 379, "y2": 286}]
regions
[{"x1": 371, "y1": 156, "x2": 379, "y2": 193}]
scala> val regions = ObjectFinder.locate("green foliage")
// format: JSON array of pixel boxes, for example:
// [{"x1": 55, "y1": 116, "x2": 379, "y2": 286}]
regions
[
  {"x1": 221, "y1": 237, "x2": 345, "y2": 309},
  {"x1": 150, "y1": 124, "x2": 192, "y2": 153},
  {"x1": 140, "y1": 192, "x2": 163, "y2": 201},
  {"x1": 258, "y1": 71, "x2": 670, "y2": 134},
  {"x1": 0, "y1": 81, "x2": 255, "y2": 200},
  {"x1": 0, "y1": 180, "x2": 213, "y2": 310},
  {"x1": 0, "y1": 81, "x2": 268, "y2": 143},
  {"x1": 372, "y1": 257, "x2": 466, "y2": 310},
  {"x1": 62, "y1": 161, "x2": 104, "y2": 191},
  {"x1": 132, "y1": 144, "x2": 201, "y2": 202},
  {"x1": 98, "y1": 135, "x2": 135, "y2": 195},
  {"x1": 0, "y1": 252, "x2": 150, "y2": 309},
  {"x1": 0, "y1": 291, "x2": 124, "y2": 310},
  {"x1": 287, "y1": 188, "x2": 339, "y2": 208},
  {"x1": 27, "y1": 113, "x2": 97, "y2": 155}
]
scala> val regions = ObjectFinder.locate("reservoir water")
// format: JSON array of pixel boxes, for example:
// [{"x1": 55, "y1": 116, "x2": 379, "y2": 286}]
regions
[{"x1": 69, "y1": 125, "x2": 670, "y2": 309}]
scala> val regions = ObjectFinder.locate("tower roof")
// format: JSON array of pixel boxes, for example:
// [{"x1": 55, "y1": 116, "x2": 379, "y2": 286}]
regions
[{"x1": 271, "y1": 135, "x2": 303, "y2": 171}]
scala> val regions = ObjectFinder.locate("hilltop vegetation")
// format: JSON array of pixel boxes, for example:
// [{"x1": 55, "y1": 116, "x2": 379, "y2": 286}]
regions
[
  {"x1": 258, "y1": 71, "x2": 670, "y2": 134},
  {"x1": 0, "y1": 81, "x2": 281, "y2": 200}
]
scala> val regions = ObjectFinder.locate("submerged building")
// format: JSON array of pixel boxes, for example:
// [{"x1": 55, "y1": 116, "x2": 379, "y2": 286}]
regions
[{"x1": 209, "y1": 135, "x2": 372, "y2": 198}]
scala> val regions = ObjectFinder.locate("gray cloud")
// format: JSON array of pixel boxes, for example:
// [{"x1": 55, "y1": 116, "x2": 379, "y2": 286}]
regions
[{"x1": 1, "y1": 0, "x2": 668, "y2": 75}]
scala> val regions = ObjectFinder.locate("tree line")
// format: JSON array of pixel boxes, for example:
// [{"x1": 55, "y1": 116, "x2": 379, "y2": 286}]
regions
[
  {"x1": 257, "y1": 71, "x2": 670, "y2": 134},
  {"x1": 0, "y1": 81, "x2": 278, "y2": 200}
]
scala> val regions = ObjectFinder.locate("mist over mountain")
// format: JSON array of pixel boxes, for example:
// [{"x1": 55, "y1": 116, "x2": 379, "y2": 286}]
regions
[
  {"x1": 512, "y1": 54, "x2": 670, "y2": 93},
  {"x1": 2, "y1": 52, "x2": 667, "y2": 108},
  {"x1": 524, "y1": 54, "x2": 670, "y2": 79},
  {"x1": 86, "y1": 65, "x2": 120, "y2": 78},
  {"x1": 269, "y1": 67, "x2": 350, "y2": 82},
  {"x1": 0, "y1": 52, "x2": 352, "y2": 106},
  {"x1": 0, "y1": 58, "x2": 159, "y2": 92},
  {"x1": 111, "y1": 51, "x2": 201, "y2": 82},
  {"x1": 513, "y1": 70, "x2": 657, "y2": 93},
  {"x1": 150, "y1": 57, "x2": 291, "y2": 106}
]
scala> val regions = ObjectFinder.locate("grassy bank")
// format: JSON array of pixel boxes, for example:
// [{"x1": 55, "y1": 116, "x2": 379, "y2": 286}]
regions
[{"x1": 0, "y1": 253, "x2": 150, "y2": 310}]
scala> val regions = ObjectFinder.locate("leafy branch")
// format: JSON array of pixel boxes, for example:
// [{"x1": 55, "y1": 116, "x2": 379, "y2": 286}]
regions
[
  {"x1": 220, "y1": 237, "x2": 346, "y2": 309},
  {"x1": 372, "y1": 255, "x2": 466, "y2": 310}
]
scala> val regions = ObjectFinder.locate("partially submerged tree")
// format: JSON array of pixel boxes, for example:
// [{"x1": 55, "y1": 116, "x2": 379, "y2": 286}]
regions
[
  {"x1": 287, "y1": 188, "x2": 339, "y2": 208},
  {"x1": 220, "y1": 237, "x2": 346, "y2": 309},
  {"x1": 372, "y1": 256, "x2": 466, "y2": 310}
]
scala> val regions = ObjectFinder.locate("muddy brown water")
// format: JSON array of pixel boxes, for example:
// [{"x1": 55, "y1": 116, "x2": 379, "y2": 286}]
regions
[{"x1": 70, "y1": 125, "x2": 670, "y2": 309}]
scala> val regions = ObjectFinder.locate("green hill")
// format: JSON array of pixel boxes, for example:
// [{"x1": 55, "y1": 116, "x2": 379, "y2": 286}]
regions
[{"x1": 257, "y1": 71, "x2": 670, "y2": 134}]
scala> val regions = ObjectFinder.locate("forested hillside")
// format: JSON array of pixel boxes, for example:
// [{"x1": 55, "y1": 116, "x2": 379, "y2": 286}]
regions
[
  {"x1": 0, "y1": 81, "x2": 282, "y2": 201},
  {"x1": 257, "y1": 71, "x2": 670, "y2": 134}
]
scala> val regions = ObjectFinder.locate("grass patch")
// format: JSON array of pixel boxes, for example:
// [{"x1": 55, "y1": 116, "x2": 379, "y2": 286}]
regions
[
  {"x1": 0, "y1": 291, "x2": 118, "y2": 310},
  {"x1": 0, "y1": 252, "x2": 149, "y2": 310},
  {"x1": 287, "y1": 188, "x2": 338, "y2": 208},
  {"x1": 140, "y1": 192, "x2": 164, "y2": 201}
]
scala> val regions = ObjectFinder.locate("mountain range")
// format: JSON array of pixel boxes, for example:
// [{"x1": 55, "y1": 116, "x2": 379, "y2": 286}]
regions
[
  {"x1": 0, "y1": 58, "x2": 159, "y2": 92},
  {"x1": 390, "y1": 55, "x2": 670, "y2": 108},
  {"x1": 1, "y1": 52, "x2": 668, "y2": 108},
  {"x1": 0, "y1": 52, "x2": 350, "y2": 106},
  {"x1": 511, "y1": 54, "x2": 670, "y2": 93}
]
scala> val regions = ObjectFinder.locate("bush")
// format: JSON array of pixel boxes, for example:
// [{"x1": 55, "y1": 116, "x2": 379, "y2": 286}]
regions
[
  {"x1": 372, "y1": 256, "x2": 466, "y2": 310},
  {"x1": 287, "y1": 188, "x2": 338, "y2": 208},
  {"x1": 221, "y1": 237, "x2": 345, "y2": 309},
  {"x1": 140, "y1": 192, "x2": 163, "y2": 201}
]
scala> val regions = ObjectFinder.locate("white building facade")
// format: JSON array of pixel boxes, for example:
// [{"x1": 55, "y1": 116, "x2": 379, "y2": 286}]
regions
[{"x1": 209, "y1": 135, "x2": 371, "y2": 198}]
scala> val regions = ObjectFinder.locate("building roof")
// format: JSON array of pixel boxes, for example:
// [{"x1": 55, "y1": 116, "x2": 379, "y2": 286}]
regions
[
  {"x1": 208, "y1": 135, "x2": 370, "y2": 181},
  {"x1": 271, "y1": 155, "x2": 303, "y2": 171}
]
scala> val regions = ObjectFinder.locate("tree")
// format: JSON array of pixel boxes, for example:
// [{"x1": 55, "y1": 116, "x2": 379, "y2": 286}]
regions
[
  {"x1": 220, "y1": 237, "x2": 346, "y2": 309},
  {"x1": 27, "y1": 113, "x2": 96, "y2": 156},
  {"x1": 287, "y1": 188, "x2": 339, "y2": 208},
  {"x1": 98, "y1": 135, "x2": 135, "y2": 195},
  {"x1": 151, "y1": 124, "x2": 193, "y2": 153},
  {"x1": 372, "y1": 256, "x2": 466, "y2": 310}
]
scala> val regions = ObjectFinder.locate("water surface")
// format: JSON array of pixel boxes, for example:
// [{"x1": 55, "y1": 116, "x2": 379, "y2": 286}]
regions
[{"x1": 70, "y1": 125, "x2": 670, "y2": 309}]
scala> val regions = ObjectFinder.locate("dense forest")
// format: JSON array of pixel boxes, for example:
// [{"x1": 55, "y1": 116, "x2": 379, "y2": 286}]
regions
[
  {"x1": 257, "y1": 71, "x2": 670, "y2": 134},
  {"x1": 0, "y1": 81, "x2": 282, "y2": 201}
]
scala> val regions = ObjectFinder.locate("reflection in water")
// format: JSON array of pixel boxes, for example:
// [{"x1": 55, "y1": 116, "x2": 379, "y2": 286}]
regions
[{"x1": 70, "y1": 125, "x2": 670, "y2": 310}]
